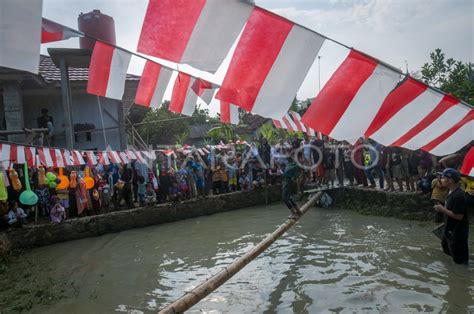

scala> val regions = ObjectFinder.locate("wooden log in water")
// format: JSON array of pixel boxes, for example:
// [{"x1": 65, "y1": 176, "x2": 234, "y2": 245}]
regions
[{"x1": 159, "y1": 192, "x2": 323, "y2": 314}]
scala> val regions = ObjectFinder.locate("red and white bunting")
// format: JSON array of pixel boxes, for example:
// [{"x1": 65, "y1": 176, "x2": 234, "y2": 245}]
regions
[
  {"x1": 169, "y1": 73, "x2": 199, "y2": 116},
  {"x1": 72, "y1": 151, "x2": 86, "y2": 166},
  {"x1": 126, "y1": 151, "x2": 137, "y2": 160},
  {"x1": 97, "y1": 152, "x2": 110, "y2": 166},
  {"x1": 365, "y1": 78, "x2": 469, "y2": 151},
  {"x1": 192, "y1": 79, "x2": 216, "y2": 105},
  {"x1": 302, "y1": 50, "x2": 400, "y2": 144},
  {"x1": 0, "y1": 0, "x2": 42, "y2": 74},
  {"x1": 282, "y1": 113, "x2": 298, "y2": 132},
  {"x1": 220, "y1": 101, "x2": 239, "y2": 125},
  {"x1": 119, "y1": 152, "x2": 129, "y2": 164},
  {"x1": 135, "y1": 151, "x2": 146, "y2": 163},
  {"x1": 460, "y1": 147, "x2": 474, "y2": 177},
  {"x1": 41, "y1": 18, "x2": 81, "y2": 43},
  {"x1": 420, "y1": 111, "x2": 473, "y2": 156},
  {"x1": 137, "y1": 0, "x2": 253, "y2": 72},
  {"x1": 197, "y1": 148, "x2": 206, "y2": 156},
  {"x1": 37, "y1": 148, "x2": 55, "y2": 168},
  {"x1": 87, "y1": 41, "x2": 131, "y2": 100},
  {"x1": 53, "y1": 149, "x2": 65, "y2": 168},
  {"x1": 216, "y1": 8, "x2": 324, "y2": 119},
  {"x1": 273, "y1": 119, "x2": 286, "y2": 130},
  {"x1": 10, "y1": 145, "x2": 36, "y2": 167},
  {"x1": 85, "y1": 151, "x2": 98, "y2": 166},
  {"x1": 289, "y1": 111, "x2": 307, "y2": 133},
  {"x1": 108, "y1": 151, "x2": 122, "y2": 164},
  {"x1": 135, "y1": 61, "x2": 173, "y2": 108}
]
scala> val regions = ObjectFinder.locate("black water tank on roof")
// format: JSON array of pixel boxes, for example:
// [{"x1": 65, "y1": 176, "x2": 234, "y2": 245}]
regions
[{"x1": 78, "y1": 9, "x2": 116, "y2": 50}]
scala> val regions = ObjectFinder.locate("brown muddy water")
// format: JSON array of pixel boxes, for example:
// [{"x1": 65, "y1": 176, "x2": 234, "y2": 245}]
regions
[{"x1": 1, "y1": 204, "x2": 473, "y2": 313}]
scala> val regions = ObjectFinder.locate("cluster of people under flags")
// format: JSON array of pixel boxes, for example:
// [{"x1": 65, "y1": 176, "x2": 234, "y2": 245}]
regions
[{"x1": 1, "y1": 134, "x2": 472, "y2": 231}]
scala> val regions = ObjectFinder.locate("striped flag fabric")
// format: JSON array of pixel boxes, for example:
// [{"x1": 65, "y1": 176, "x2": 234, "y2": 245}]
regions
[
  {"x1": 365, "y1": 78, "x2": 469, "y2": 151},
  {"x1": 71, "y1": 151, "x2": 86, "y2": 166},
  {"x1": 97, "y1": 152, "x2": 110, "y2": 166},
  {"x1": 135, "y1": 151, "x2": 146, "y2": 163},
  {"x1": 282, "y1": 113, "x2": 298, "y2": 132},
  {"x1": 169, "y1": 73, "x2": 200, "y2": 116},
  {"x1": 53, "y1": 149, "x2": 66, "y2": 168},
  {"x1": 86, "y1": 151, "x2": 98, "y2": 166},
  {"x1": 192, "y1": 79, "x2": 216, "y2": 105},
  {"x1": 220, "y1": 102, "x2": 239, "y2": 125},
  {"x1": 137, "y1": 0, "x2": 253, "y2": 72},
  {"x1": 289, "y1": 111, "x2": 307, "y2": 133},
  {"x1": 37, "y1": 148, "x2": 55, "y2": 167},
  {"x1": 10, "y1": 146, "x2": 36, "y2": 167},
  {"x1": 273, "y1": 119, "x2": 286, "y2": 130},
  {"x1": 87, "y1": 41, "x2": 132, "y2": 100},
  {"x1": 119, "y1": 152, "x2": 130, "y2": 164},
  {"x1": 41, "y1": 18, "x2": 81, "y2": 43},
  {"x1": 420, "y1": 110, "x2": 473, "y2": 156},
  {"x1": 216, "y1": 7, "x2": 325, "y2": 119},
  {"x1": 460, "y1": 147, "x2": 474, "y2": 177},
  {"x1": 0, "y1": 0, "x2": 42, "y2": 74},
  {"x1": 126, "y1": 151, "x2": 137, "y2": 160},
  {"x1": 108, "y1": 151, "x2": 122, "y2": 164},
  {"x1": 135, "y1": 61, "x2": 173, "y2": 108},
  {"x1": 302, "y1": 50, "x2": 400, "y2": 144}
]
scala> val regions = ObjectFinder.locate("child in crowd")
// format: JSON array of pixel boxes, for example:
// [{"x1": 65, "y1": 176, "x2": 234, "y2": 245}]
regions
[
  {"x1": 35, "y1": 183, "x2": 50, "y2": 217},
  {"x1": 238, "y1": 169, "x2": 250, "y2": 192},
  {"x1": 50, "y1": 195, "x2": 66, "y2": 224},
  {"x1": 5, "y1": 200, "x2": 28, "y2": 227},
  {"x1": 253, "y1": 166, "x2": 265, "y2": 189},
  {"x1": 137, "y1": 176, "x2": 146, "y2": 206},
  {"x1": 227, "y1": 160, "x2": 238, "y2": 192},
  {"x1": 144, "y1": 183, "x2": 156, "y2": 205},
  {"x1": 169, "y1": 181, "x2": 181, "y2": 202}
]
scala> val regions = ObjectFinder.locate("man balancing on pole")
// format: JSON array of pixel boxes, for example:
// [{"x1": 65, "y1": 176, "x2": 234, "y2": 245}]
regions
[
  {"x1": 433, "y1": 168, "x2": 469, "y2": 265},
  {"x1": 282, "y1": 146, "x2": 302, "y2": 219}
]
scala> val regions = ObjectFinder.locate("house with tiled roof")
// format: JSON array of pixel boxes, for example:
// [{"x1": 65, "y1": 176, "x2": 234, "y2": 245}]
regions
[{"x1": 0, "y1": 48, "x2": 139, "y2": 151}]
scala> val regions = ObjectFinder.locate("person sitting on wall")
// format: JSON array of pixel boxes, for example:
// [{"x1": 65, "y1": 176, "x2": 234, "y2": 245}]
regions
[
  {"x1": 433, "y1": 168, "x2": 469, "y2": 265},
  {"x1": 37, "y1": 108, "x2": 54, "y2": 146},
  {"x1": 5, "y1": 200, "x2": 28, "y2": 227}
]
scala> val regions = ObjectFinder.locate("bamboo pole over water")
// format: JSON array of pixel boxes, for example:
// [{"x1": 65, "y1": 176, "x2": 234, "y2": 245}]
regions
[{"x1": 159, "y1": 191, "x2": 323, "y2": 314}]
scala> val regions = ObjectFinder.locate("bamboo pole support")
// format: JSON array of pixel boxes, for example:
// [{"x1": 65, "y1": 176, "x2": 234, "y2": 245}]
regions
[{"x1": 159, "y1": 191, "x2": 323, "y2": 314}]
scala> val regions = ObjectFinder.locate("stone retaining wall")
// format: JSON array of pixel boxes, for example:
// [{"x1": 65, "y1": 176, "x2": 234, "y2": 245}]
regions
[
  {"x1": 1, "y1": 186, "x2": 471, "y2": 254},
  {"x1": 0, "y1": 186, "x2": 281, "y2": 254}
]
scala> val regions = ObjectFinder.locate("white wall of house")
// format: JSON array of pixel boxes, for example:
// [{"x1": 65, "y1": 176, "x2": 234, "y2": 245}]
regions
[{"x1": 22, "y1": 89, "x2": 122, "y2": 150}]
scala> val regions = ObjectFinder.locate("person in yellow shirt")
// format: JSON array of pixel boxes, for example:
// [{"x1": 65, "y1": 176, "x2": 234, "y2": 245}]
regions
[
  {"x1": 460, "y1": 175, "x2": 474, "y2": 206},
  {"x1": 432, "y1": 174, "x2": 449, "y2": 222}
]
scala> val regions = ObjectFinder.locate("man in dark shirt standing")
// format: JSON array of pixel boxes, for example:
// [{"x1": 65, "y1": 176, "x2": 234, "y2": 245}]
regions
[
  {"x1": 434, "y1": 168, "x2": 469, "y2": 264},
  {"x1": 37, "y1": 108, "x2": 54, "y2": 146}
]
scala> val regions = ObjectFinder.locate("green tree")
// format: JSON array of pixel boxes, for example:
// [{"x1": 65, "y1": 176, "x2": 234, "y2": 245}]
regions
[{"x1": 421, "y1": 49, "x2": 473, "y2": 104}]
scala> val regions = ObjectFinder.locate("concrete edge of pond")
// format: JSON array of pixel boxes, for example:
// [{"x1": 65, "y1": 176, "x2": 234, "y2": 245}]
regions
[{"x1": 1, "y1": 186, "x2": 472, "y2": 254}]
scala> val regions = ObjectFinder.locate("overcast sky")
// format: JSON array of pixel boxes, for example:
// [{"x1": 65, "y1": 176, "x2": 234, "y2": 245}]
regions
[{"x1": 41, "y1": 0, "x2": 473, "y2": 105}]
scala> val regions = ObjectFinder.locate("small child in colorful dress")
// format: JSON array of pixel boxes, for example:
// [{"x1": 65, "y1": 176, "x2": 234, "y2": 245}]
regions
[{"x1": 50, "y1": 195, "x2": 66, "y2": 224}]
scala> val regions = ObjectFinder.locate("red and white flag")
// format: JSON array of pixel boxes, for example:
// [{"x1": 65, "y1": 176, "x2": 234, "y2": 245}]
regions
[
  {"x1": 71, "y1": 151, "x2": 86, "y2": 166},
  {"x1": 97, "y1": 152, "x2": 110, "y2": 166},
  {"x1": 460, "y1": 147, "x2": 474, "y2": 177},
  {"x1": 220, "y1": 101, "x2": 239, "y2": 125},
  {"x1": 192, "y1": 79, "x2": 216, "y2": 105},
  {"x1": 87, "y1": 41, "x2": 131, "y2": 100},
  {"x1": 282, "y1": 113, "x2": 298, "y2": 132},
  {"x1": 135, "y1": 151, "x2": 146, "y2": 163},
  {"x1": 86, "y1": 151, "x2": 98, "y2": 166},
  {"x1": 169, "y1": 73, "x2": 200, "y2": 116},
  {"x1": 53, "y1": 149, "x2": 66, "y2": 168},
  {"x1": 420, "y1": 110, "x2": 473, "y2": 156},
  {"x1": 273, "y1": 119, "x2": 286, "y2": 130},
  {"x1": 135, "y1": 61, "x2": 173, "y2": 108},
  {"x1": 216, "y1": 8, "x2": 325, "y2": 119},
  {"x1": 365, "y1": 78, "x2": 468, "y2": 150},
  {"x1": 302, "y1": 50, "x2": 400, "y2": 144},
  {"x1": 0, "y1": 0, "x2": 42, "y2": 74},
  {"x1": 108, "y1": 151, "x2": 122, "y2": 164},
  {"x1": 289, "y1": 111, "x2": 307, "y2": 133},
  {"x1": 41, "y1": 18, "x2": 81, "y2": 43},
  {"x1": 37, "y1": 148, "x2": 55, "y2": 168},
  {"x1": 126, "y1": 151, "x2": 137, "y2": 160},
  {"x1": 137, "y1": 0, "x2": 253, "y2": 72},
  {"x1": 119, "y1": 152, "x2": 129, "y2": 164},
  {"x1": 10, "y1": 145, "x2": 36, "y2": 167}
]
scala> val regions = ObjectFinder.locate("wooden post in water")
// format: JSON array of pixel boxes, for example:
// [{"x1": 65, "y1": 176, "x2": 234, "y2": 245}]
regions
[{"x1": 159, "y1": 192, "x2": 323, "y2": 314}]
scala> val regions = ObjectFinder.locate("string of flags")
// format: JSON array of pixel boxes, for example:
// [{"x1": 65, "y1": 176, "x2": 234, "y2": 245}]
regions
[{"x1": 0, "y1": 0, "x2": 471, "y2": 157}]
